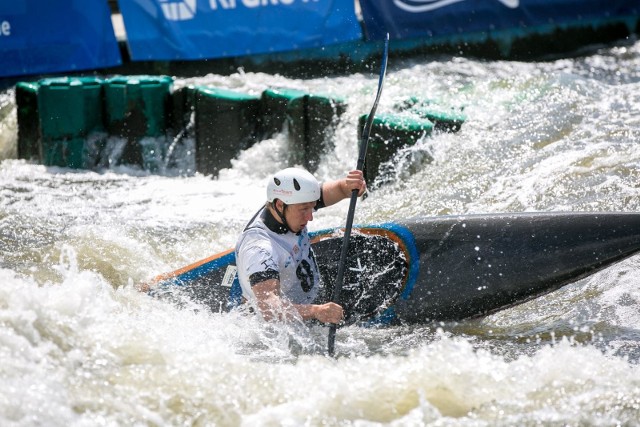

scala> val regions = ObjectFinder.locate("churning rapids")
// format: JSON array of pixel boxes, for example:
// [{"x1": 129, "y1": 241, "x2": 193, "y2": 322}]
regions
[{"x1": 1, "y1": 40, "x2": 640, "y2": 425}]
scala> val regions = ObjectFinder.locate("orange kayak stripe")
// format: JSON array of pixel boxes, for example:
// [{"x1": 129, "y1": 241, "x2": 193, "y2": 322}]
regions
[{"x1": 147, "y1": 248, "x2": 234, "y2": 285}]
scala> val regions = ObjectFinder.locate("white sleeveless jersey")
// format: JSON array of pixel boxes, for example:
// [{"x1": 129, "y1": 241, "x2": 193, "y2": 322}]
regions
[{"x1": 235, "y1": 208, "x2": 321, "y2": 306}]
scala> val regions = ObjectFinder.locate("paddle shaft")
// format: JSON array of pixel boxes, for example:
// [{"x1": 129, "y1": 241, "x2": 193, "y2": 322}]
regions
[{"x1": 328, "y1": 35, "x2": 389, "y2": 356}]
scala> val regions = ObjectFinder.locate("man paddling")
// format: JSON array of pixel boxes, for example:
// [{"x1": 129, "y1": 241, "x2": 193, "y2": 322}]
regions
[{"x1": 235, "y1": 167, "x2": 366, "y2": 324}]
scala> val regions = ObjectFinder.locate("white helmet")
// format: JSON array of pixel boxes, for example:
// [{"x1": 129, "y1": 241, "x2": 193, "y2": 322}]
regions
[{"x1": 267, "y1": 168, "x2": 321, "y2": 205}]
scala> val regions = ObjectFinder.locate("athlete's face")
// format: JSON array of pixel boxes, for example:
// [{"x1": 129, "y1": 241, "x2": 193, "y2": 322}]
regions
[{"x1": 284, "y1": 201, "x2": 316, "y2": 233}]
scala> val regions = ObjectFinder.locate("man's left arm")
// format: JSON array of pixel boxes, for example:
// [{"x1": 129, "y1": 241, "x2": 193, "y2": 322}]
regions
[{"x1": 321, "y1": 170, "x2": 367, "y2": 207}]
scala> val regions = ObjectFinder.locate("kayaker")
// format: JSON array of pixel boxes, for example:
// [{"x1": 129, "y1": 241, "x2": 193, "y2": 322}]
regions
[{"x1": 235, "y1": 167, "x2": 366, "y2": 324}]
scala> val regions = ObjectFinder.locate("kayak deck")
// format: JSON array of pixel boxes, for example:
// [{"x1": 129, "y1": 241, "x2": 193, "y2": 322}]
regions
[{"x1": 149, "y1": 212, "x2": 640, "y2": 325}]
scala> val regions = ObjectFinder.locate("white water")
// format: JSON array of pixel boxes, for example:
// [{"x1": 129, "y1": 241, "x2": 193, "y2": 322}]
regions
[{"x1": 1, "y1": 41, "x2": 640, "y2": 425}]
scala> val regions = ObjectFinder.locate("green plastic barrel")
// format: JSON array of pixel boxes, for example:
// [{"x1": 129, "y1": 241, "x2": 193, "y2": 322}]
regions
[
  {"x1": 194, "y1": 86, "x2": 261, "y2": 177},
  {"x1": 359, "y1": 113, "x2": 434, "y2": 185},
  {"x1": 38, "y1": 77, "x2": 104, "y2": 140},
  {"x1": 399, "y1": 97, "x2": 466, "y2": 132},
  {"x1": 17, "y1": 76, "x2": 104, "y2": 168},
  {"x1": 78, "y1": 77, "x2": 104, "y2": 133},
  {"x1": 396, "y1": 96, "x2": 440, "y2": 110},
  {"x1": 287, "y1": 93, "x2": 346, "y2": 171},
  {"x1": 15, "y1": 81, "x2": 41, "y2": 161},
  {"x1": 260, "y1": 87, "x2": 307, "y2": 138},
  {"x1": 103, "y1": 75, "x2": 173, "y2": 167},
  {"x1": 104, "y1": 75, "x2": 173, "y2": 138},
  {"x1": 412, "y1": 106, "x2": 466, "y2": 132}
]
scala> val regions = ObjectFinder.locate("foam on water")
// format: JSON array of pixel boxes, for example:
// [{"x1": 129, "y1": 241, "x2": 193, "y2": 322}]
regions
[{"x1": 1, "y1": 251, "x2": 639, "y2": 425}]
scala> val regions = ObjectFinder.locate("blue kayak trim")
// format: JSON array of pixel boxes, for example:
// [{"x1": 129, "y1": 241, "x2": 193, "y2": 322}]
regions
[
  {"x1": 361, "y1": 222, "x2": 420, "y2": 325},
  {"x1": 375, "y1": 222, "x2": 420, "y2": 301}
]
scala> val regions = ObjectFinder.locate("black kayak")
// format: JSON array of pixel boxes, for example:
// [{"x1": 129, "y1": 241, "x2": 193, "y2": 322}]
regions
[{"x1": 148, "y1": 212, "x2": 640, "y2": 325}]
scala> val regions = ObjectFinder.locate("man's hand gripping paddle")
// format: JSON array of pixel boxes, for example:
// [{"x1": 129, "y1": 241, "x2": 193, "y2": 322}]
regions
[{"x1": 327, "y1": 34, "x2": 389, "y2": 357}]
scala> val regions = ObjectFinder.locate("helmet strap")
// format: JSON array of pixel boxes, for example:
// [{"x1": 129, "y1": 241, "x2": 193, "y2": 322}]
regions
[{"x1": 272, "y1": 200, "x2": 295, "y2": 234}]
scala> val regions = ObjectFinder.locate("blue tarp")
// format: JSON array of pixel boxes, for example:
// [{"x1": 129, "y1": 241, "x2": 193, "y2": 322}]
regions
[
  {"x1": 0, "y1": 0, "x2": 121, "y2": 78},
  {"x1": 359, "y1": 0, "x2": 639, "y2": 41},
  {"x1": 117, "y1": 0, "x2": 363, "y2": 61},
  {"x1": 1, "y1": 0, "x2": 636, "y2": 77}
]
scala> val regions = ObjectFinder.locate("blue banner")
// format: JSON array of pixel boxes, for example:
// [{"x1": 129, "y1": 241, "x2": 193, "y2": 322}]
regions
[
  {"x1": 117, "y1": 0, "x2": 362, "y2": 60},
  {"x1": 0, "y1": 0, "x2": 121, "y2": 78},
  {"x1": 359, "y1": 0, "x2": 639, "y2": 41}
]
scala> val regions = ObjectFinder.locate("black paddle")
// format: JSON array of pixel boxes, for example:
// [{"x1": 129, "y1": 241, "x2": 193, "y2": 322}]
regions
[{"x1": 327, "y1": 33, "x2": 389, "y2": 357}]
